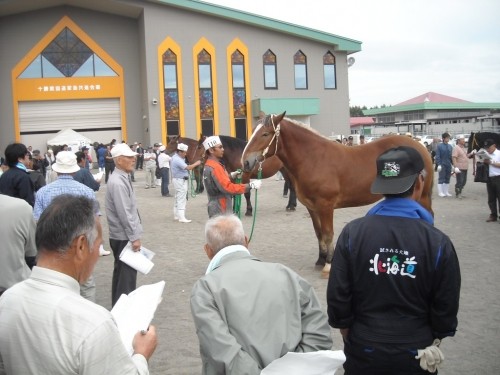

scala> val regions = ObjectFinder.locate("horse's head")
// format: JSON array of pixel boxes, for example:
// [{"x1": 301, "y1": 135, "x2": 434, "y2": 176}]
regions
[
  {"x1": 165, "y1": 135, "x2": 180, "y2": 155},
  {"x1": 242, "y1": 112, "x2": 286, "y2": 172}
]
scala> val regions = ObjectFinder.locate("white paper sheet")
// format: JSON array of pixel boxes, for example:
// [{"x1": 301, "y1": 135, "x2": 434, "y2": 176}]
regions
[
  {"x1": 475, "y1": 149, "x2": 491, "y2": 162},
  {"x1": 261, "y1": 350, "x2": 346, "y2": 375},
  {"x1": 111, "y1": 280, "x2": 165, "y2": 355},
  {"x1": 119, "y1": 242, "x2": 155, "y2": 274}
]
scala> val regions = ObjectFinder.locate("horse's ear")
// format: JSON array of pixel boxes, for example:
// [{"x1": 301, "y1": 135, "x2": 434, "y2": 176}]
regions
[{"x1": 275, "y1": 111, "x2": 286, "y2": 123}]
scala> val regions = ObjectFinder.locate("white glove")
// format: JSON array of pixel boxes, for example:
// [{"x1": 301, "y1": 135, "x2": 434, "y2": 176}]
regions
[
  {"x1": 230, "y1": 171, "x2": 242, "y2": 179},
  {"x1": 454, "y1": 167, "x2": 461, "y2": 174},
  {"x1": 249, "y1": 180, "x2": 262, "y2": 190},
  {"x1": 415, "y1": 339, "x2": 444, "y2": 373},
  {"x1": 437, "y1": 165, "x2": 442, "y2": 172}
]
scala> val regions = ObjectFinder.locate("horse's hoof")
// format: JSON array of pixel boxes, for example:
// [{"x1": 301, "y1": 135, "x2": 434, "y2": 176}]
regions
[
  {"x1": 245, "y1": 211, "x2": 253, "y2": 217},
  {"x1": 322, "y1": 263, "x2": 331, "y2": 276},
  {"x1": 286, "y1": 206, "x2": 296, "y2": 212},
  {"x1": 315, "y1": 258, "x2": 326, "y2": 266}
]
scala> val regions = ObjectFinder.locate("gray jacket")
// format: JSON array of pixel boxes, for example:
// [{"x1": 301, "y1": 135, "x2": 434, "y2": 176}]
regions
[{"x1": 190, "y1": 251, "x2": 332, "y2": 374}]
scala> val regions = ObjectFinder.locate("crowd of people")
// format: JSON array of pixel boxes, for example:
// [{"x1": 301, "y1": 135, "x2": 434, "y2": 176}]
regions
[{"x1": 2, "y1": 132, "x2": 500, "y2": 374}]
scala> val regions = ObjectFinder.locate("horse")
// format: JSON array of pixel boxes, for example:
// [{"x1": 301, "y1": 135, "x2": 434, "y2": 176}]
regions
[
  {"x1": 241, "y1": 112, "x2": 434, "y2": 275},
  {"x1": 197, "y1": 134, "x2": 297, "y2": 216},
  {"x1": 166, "y1": 136, "x2": 205, "y2": 193}
]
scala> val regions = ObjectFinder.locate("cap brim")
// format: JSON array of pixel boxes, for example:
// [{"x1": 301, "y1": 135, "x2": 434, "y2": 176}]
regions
[
  {"x1": 370, "y1": 174, "x2": 418, "y2": 195},
  {"x1": 52, "y1": 165, "x2": 80, "y2": 174}
]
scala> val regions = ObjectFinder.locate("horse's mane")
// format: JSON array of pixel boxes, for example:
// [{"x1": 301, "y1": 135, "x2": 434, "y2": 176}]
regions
[
  {"x1": 280, "y1": 116, "x2": 332, "y2": 142},
  {"x1": 219, "y1": 135, "x2": 247, "y2": 148}
]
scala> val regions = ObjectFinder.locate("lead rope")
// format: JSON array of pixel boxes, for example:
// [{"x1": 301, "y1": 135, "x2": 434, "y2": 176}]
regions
[
  {"x1": 233, "y1": 169, "x2": 243, "y2": 218},
  {"x1": 247, "y1": 164, "x2": 263, "y2": 243}
]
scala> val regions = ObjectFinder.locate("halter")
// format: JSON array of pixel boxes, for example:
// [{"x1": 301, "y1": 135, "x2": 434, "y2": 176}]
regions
[{"x1": 261, "y1": 114, "x2": 280, "y2": 165}]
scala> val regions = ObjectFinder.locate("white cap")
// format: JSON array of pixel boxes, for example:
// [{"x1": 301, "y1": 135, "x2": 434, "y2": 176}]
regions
[
  {"x1": 159, "y1": 145, "x2": 166, "y2": 152},
  {"x1": 203, "y1": 136, "x2": 222, "y2": 150},
  {"x1": 52, "y1": 151, "x2": 80, "y2": 174},
  {"x1": 111, "y1": 143, "x2": 138, "y2": 158},
  {"x1": 177, "y1": 143, "x2": 188, "y2": 152}
]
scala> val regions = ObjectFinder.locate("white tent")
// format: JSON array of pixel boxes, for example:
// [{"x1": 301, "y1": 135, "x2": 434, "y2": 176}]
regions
[{"x1": 47, "y1": 129, "x2": 92, "y2": 152}]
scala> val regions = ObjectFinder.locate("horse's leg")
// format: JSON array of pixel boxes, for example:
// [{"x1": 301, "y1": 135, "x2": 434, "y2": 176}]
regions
[
  {"x1": 307, "y1": 208, "x2": 327, "y2": 266},
  {"x1": 319, "y1": 208, "x2": 335, "y2": 276},
  {"x1": 244, "y1": 191, "x2": 252, "y2": 216}
]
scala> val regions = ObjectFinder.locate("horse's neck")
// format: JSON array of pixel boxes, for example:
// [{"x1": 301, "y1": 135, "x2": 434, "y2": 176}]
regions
[{"x1": 276, "y1": 123, "x2": 328, "y2": 172}]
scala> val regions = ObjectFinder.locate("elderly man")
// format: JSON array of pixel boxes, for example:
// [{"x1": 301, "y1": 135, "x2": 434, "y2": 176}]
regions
[
  {"x1": 202, "y1": 135, "x2": 262, "y2": 218},
  {"x1": 190, "y1": 215, "x2": 332, "y2": 374},
  {"x1": 143, "y1": 146, "x2": 157, "y2": 189},
  {"x1": 33, "y1": 151, "x2": 98, "y2": 301},
  {"x1": 482, "y1": 139, "x2": 500, "y2": 222},
  {"x1": 0, "y1": 194, "x2": 36, "y2": 297},
  {"x1": 327, "y1": 146, "x2": 461, "y2": 375},
  {"x1": 170, "y1": 143, "x2": 201, "y2": 223},
  {"x1": 0, "y1": 143, "x2": 35, "y2": 206},
  {"x1": 0, "y1": 195, "x2": 157, "y2": 374},
  {"x1": 105, "y1": 143, "x2": 143, "y2": 306}
]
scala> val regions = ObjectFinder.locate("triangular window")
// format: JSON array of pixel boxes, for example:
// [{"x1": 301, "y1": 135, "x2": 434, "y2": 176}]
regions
[{"x1": 19, "y1": 27, "x2": 117, "y2": 78}]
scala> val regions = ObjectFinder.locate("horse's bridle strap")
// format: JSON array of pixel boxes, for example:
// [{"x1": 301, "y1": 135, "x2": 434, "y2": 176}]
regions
[{"x1": 262, "y1": 114, "x2": 280, "y2": 161}]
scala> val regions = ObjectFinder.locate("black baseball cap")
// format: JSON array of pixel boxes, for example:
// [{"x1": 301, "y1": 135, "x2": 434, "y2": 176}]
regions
[
  {"x1": 371, "y1": 146, "x2": 424, "y2": 195},
  {"x1": 484, "y1": 139, "x2": 495, "y2": 148}
]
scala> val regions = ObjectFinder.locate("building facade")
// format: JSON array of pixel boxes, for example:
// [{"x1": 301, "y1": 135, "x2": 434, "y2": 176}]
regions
[
  {"x1": 361, "y1": 92, "x2": 500, "y2": 137},
  {"x1": 0, "y1": 0, "x2": 361, "y2": 153}
]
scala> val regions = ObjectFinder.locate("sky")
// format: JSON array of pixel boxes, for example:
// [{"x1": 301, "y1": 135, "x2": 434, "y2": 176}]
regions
[{"x1": 204, "y1": 0, "x2": 500, "y2": 108}]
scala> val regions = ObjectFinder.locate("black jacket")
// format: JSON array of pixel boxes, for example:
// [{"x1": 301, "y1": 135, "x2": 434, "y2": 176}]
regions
[
  {"x1": 327, "y1": 208, "x2": 460, "y2": 345},
  {"x1": 0, "y1": 166, "x2": 35, "y2": 206}
]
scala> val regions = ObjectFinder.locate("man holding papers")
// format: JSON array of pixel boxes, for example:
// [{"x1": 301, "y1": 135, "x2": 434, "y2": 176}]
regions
[
  {"x1": 0, "y1": 195, "x2": 157, "y2": 374},
  {"x1": 105, "y1": 143, "x2": 143, "y2": 306}
]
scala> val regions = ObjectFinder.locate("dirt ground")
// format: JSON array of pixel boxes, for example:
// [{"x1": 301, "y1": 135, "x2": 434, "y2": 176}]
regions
[{"x1": 92, "y1": 163, "x2": 500, "y2": 374}]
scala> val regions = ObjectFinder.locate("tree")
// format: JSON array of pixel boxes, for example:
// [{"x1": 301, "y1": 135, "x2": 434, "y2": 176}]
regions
[{"x1": 350, "y1": 105, "x2": 367, "y2": 117}]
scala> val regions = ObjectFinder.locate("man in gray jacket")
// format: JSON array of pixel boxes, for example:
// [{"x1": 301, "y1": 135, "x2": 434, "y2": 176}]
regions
[{"x1": 190, "y1": 215, "x2": 332, "y2": 374}]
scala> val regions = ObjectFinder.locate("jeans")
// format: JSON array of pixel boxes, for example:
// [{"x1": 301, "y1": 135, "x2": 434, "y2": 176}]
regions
[{"x1": 160, "y1": 167, "x2": 170, "y2": 195}]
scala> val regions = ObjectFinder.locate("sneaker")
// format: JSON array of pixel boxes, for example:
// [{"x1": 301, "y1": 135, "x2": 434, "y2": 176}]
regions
[
  {"x1": 99, "y1": 248, "x2": 111, "y2": 256},
  {"x1": 178, "y1": 218, "x2": 192, "y2": 223}
]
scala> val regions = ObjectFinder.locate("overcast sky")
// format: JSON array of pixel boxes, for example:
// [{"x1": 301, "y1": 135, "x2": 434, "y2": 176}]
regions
[{"x1": 205, "y1": 0, "x2": 500, "y2": 108}]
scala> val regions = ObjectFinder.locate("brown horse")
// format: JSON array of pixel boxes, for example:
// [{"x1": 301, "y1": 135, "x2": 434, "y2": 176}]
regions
[
  {"x1": 241, "y1": 113, "x2": 434, "y2": 275},
  {"x1": 197, "y1": 135, "x2": 297, "y2": 215},
  {"x1": 166, "y1": 136, "x2": 205, "y2": 193}
]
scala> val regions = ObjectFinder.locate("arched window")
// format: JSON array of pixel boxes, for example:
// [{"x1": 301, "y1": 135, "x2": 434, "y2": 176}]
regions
[
  {"x1": 323, "y1": 51, "x2": 336, "y2": 89},
  {"x1": 293, "y1": 50, "x2": 307, "y2": 89},
  {"x1": 231, "y1": 50, "x2": 247, "y2": 140},
  {"x1": 162, "y1": 49, "x2": 180, "y2": 136},
  {"x1": 263, "y1": 49, "x2": 277, "y2": 89},
  {"x1": 198, "y1": 49, "x2": 214, "y2": 136}
]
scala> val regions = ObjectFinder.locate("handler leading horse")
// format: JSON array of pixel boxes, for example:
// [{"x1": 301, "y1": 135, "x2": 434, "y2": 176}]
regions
[{"x1": 242, "y1": 113, "x2": 434, "y2": 275}]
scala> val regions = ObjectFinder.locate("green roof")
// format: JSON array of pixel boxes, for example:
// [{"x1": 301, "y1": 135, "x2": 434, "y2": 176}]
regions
[
  {"x1": 363, "y1": 102, "x2": 500, "y2": 115},
  {"x1": 157, "y1": 0, "x2": 362, "y2": 53}
]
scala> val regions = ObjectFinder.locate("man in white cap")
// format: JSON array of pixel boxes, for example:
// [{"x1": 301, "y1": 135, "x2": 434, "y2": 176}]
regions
[
  {"x1": 33, "y1": 150, "x2": 98, "y2": 302},
  {"x1": 105, "y1": 143, "x2": 143, "y2": 306},
  {"x1": 202, "y1": 135, "x2": 262, "y2": 218},
  {"x1": 170, "y1": 143, "x2": 202, "y2": 223}
]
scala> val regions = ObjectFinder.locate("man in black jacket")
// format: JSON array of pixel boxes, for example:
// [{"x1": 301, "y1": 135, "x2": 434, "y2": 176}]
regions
[
  {"x1": 0, "y1": 143, "x2": 35, "y2": 207},
  {"x1": 327, "y1": 146, "x2": 461, "y2": 375}
]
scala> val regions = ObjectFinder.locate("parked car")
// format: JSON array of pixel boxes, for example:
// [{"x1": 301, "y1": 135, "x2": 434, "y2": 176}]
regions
[{"x1": 418, "y1": 135, "x2": 435, "y2": 147}]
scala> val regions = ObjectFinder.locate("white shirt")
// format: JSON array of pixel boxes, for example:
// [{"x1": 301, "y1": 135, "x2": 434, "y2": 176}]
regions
[
  {"x1": 487, "y1": 148, "x2": 500, "y2": 177},
  {"x1": 0, "y1": 267, "x2": 148, "y2": 375},
  {"x1": 158, "y1": 152, "x2": 171, "y2": 169}
]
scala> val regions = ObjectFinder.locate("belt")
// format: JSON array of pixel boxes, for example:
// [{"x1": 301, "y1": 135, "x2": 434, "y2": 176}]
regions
[
  {"x1": 490, "y1": 175, "x2": 500, "y2": 179},
  {"x1": 174, "y1": 177, "x2": 189, "y2": 180}
]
